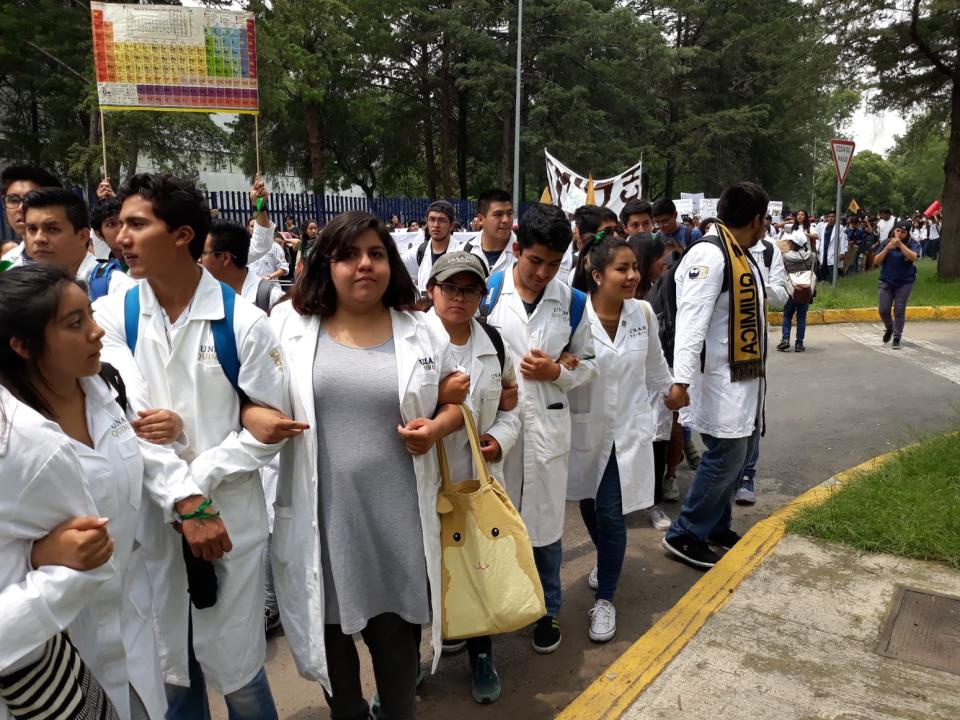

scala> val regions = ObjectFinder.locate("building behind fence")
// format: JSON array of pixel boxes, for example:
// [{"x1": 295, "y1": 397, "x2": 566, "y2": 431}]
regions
[{"x1": 2, "y1": 191, "x2": 531, "y2": 241}]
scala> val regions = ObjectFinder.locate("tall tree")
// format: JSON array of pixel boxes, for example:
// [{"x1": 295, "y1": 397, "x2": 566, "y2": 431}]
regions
[{"x1": 851, "y1": 0, "x2": 959, "y2": 277}]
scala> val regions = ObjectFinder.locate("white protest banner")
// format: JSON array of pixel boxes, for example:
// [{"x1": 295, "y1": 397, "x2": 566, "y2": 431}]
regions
[
  {"x1": 767, "y1": 201, "x2": 783, "y2": 218},
  {"x1": 544, "y1": 150, "x2": 642, "y2": 215},
  {"x1": 699, "y1": 198, "x2": 719, "y2": 219},
  {"x1": 673, "y1": 199, "x2": 693, "y2": 217},
  {"x1": 680, "y1": 192, "x2": 704, "y2": 215}
]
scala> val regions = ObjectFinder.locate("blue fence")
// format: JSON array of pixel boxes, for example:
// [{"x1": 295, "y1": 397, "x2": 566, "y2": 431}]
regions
[{"x1": 210, "y1": 192, "x2": 486, "y2": 231}]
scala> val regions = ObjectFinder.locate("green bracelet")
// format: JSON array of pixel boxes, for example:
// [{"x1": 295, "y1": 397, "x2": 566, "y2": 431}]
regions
[{"x1": 179, "y1": 498, "x2": 221, "y2": 521}]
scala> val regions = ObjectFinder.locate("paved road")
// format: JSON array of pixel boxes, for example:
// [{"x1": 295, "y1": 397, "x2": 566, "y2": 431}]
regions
[{"x1": 212, "y1": 321, "x2": 960, "y2": 720}]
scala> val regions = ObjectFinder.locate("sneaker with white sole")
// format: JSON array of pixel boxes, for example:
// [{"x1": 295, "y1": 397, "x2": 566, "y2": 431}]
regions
[
  {"x1": 588, "y1": 600, "x2": 616, "y2": 642},
  {"x1": 734, "y1": 477, "x2": 756, "y2": 505},
  {"x1": 662, "y1": 475, "x2": 680, "y2": 502},
  {"x1": 441, "y1": 639, "x2": 466, "y2": 654},
  {"x1": 646, "y1": 505, "x2": 671, "y2": 530},
  {"x1": 587, "y1": 565, "x2": 598, "y2": 590},
  {"x1": 661, "y1": 535, "x2": 720, "y2": 569}
]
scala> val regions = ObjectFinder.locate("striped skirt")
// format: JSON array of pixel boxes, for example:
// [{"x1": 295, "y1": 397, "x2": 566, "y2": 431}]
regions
[{"x1": 0, "y1": 633, "x2": 118, "y2": 719}]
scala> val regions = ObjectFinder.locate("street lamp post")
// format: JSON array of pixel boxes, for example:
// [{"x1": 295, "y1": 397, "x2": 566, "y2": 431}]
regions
[{"x1": 512, "y1": 0, "x2": 523, "y2": 211}]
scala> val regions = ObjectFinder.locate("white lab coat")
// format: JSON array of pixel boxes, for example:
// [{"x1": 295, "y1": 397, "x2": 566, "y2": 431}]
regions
[
  {"x1": 267, "y1": 305, "x2": 450, "y2": 692},
  {"x1": 247, "y1": 221, "x2": 277, "y2": 267},
  {"x1": 239, "y1": 270, "x2": 285, "y2": 309},
  {"x1": 464, "y1": 236, "x2": 516, "y2": 277},
  {"x1": 815, "y1": 222, "x2": 847, "y2": 267},
  {"x1": 567, "y1": 299, "x2": 673, "y2": 513},
  {"x1": 247, "y1": 242, "x2": 289, "y2": 279},
  {"x1": 750, "y1": 240, "x2": 789, "y2": 309},
  {"x1": 425, "y1": 312, "x2": 521, "y2": 482},
  {"x1": 484, "y1": 268, "x2": 598, "y2": 547},
  {"x1": 876, "y1": 216, "x2": 897, "y2": 243},
  {"x1": 94, "y1": 268, "x2": 290, "y2": 695},
  {"x1": 0, "y1": 388, "x2": 114, "y2": 720},
  {"x1": 401, "y1": 238, "x2": 454, "y2": 290},
  {"x1": 65, "y1": 376, "x2": 168, "y2": 719},
  {"x1": 673, "y1": 234, "x2": 765, "y2": 439}
]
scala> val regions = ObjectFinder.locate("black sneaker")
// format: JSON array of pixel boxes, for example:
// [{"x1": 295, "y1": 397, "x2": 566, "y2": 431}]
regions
[
  {"x1": 892, "y1": 337, "x2": 902, "y2": 349},
  {"x1": 707, "y1": 528, "x2": 742, "y2": 551},
  {"x1": 882, "y1": 328, "x2": 893, "y2": 344},
  {"x1": 794, "y1": 341, "x2": 805, "y2": 353},
  {"x1": 661, "y1": 535, "x2": 720, "y2": 569},
  {"x1": 776, "y1": 339, "x2": 790, "y2": 352},
  {"x1": 532, "y1": 616, "x2": 561, "y2": 654}
]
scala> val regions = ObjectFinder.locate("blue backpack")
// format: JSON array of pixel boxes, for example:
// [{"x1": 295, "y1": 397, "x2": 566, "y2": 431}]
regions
[
  {"x1": 123, "y1": 282, "x2": 244, "y2": 397},
  {"x1": 478, "y1": 270, "x2": 587, "y2": 349},
  {"x1": 88, "y1": 258, "x2": 125, "y2": 302}
]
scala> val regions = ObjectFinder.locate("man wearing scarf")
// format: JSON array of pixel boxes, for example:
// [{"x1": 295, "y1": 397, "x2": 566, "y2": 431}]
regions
[{"x1": 662, "y1": 182, "x2": 769, "y2": 570}]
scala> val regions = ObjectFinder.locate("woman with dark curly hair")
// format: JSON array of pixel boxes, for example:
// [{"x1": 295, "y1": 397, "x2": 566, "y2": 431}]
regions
[{"x1": 267, "y1": 211, "x2": 464, "y2": 719}]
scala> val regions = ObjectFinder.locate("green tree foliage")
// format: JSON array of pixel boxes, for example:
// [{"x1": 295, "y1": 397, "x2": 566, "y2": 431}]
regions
[
  {"x1": 888, "y1": 111, "x2": 950, "y2": 214},
  {"x1": 842, "y1": 0, "x2": 959, "y2": 277},
  {"x1": 813, "y1": 150, "x2": 903, "y2": 216}
]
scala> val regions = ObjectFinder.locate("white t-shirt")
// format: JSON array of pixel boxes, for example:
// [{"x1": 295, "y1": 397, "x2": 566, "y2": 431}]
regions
[{"x1": 448, "y1": 334, "x2": 473, "y2": 373}]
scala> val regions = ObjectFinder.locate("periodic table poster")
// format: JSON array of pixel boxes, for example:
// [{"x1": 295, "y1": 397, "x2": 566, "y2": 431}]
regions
[{"x1": 91, "y1": 2, "x2": 258, "y2": 114}]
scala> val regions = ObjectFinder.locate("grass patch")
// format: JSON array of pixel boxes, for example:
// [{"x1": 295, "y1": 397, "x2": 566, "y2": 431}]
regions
[
  {"x1": 812, "y1": 258, "x2": 960, "y2": 309},
  {"x1": 787, "y1": 432, "x2": 960, "y2": 569}
]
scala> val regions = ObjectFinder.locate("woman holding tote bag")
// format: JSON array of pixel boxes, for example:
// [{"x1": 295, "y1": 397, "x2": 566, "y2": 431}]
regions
[{"x1": 424, "y1": 251, "x2": 522, "y2": 704}]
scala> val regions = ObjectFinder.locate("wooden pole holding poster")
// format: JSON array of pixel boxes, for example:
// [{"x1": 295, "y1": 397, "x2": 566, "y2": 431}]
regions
[{"x1": 99, "y1": 108, "x2": 108, "y2": 179}]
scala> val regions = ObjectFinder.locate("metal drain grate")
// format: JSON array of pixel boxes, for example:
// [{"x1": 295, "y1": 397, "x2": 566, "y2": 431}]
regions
[{"x1": 877, "y1": 586, "x2": 960, "y2": 676}]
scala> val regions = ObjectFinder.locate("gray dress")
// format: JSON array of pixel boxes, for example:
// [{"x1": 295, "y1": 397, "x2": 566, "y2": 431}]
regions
[{"x1": 312, "y1": 328, "x2": 430, "y2": 633}]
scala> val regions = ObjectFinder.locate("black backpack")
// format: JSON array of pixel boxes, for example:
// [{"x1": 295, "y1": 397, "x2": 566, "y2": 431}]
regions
[
  {"x1": 416, "y1": 240, "x2": 474, "y2": 266},
  {"x1": 476, "y1": 320, "x2": 505, "y2": 373},
  {"x1": 255, "y1": 279, "x2": 279, "y2": 312},
  {"x1": 647, "y1": 235, "x2": 729, "y2": 368}
]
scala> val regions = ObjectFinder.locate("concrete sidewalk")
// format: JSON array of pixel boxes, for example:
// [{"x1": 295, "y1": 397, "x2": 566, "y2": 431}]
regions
[{"x1": 622, "y1": 534, "x2": 960, "y2": 720}]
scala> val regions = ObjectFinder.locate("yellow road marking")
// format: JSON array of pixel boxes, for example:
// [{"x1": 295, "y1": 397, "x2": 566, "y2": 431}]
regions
[{"x1": 556, "y1": 448, "x2": 907, "y2": 720}]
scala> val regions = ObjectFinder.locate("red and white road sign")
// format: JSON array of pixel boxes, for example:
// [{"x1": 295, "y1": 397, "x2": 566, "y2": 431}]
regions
[{"x1": 830, "y1": 139, "x2": 856, "y2": 186}]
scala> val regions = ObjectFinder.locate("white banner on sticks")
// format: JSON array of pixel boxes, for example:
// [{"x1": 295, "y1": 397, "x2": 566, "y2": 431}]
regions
[
  {"x1": 680, "y1": 192, "x2": 704, "y2": 215},
  {"x1": 674, "y1": 199, "x2": 693, "y2": 217},
  {"x1": 699, "y1": 198, "x2": 719, "y2": 219},
  {"x1": 544, "y1": 150, "x2": 642, "y2": 215}
]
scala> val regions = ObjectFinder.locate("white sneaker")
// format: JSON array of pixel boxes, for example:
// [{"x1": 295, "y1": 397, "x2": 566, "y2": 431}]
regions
[
  {"x1": 588, "y1": 600, "x2": 616, "y2": 642},
  {"x1": 646, "y1": 505, "x2": 671, "y2": 531},
  {"x1": 663, "y1": 475, "x2": 680, "y2": 502},
  {"x1": 587, "y1": 565, "x2": 598, "y2": 590}
]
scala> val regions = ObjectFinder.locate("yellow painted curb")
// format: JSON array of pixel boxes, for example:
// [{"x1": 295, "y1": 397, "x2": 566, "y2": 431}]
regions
[
  {"x1": 766, "y1": 305, "x2": 960, "y2": 326},
  {"x1": 556, "y1": 448, "x2": 904, "y2": 720}
]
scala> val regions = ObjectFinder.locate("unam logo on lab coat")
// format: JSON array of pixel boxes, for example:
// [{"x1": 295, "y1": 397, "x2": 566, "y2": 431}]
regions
[{"x1": 688, "y1": 265, "x2": 710, "y2": 280}]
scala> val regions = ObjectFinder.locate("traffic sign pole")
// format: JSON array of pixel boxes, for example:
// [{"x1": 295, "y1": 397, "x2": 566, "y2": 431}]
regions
[
  {"x1": 829, "y1": 139, "x2": 856, "y2": 289},
  {"x1": 833, "y1": 183, "x2": 841, "y2": 288}
]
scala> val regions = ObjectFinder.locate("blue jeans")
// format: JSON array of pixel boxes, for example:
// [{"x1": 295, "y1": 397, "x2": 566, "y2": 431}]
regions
[
  {"x1": 740, "y1": 434, "x2": 761, "y2": 490},
  {"x1": 578, "y1": 451, "x2": 626, "y2": 602},
  {"x1": 666, "y1": 428, "x2": 760, "y2": 543},
  {"x1": 165, "y1": 621, "x2": 278, "y2": 720},
  {"x1": 781, "y1": 298, "x2": 809, "y2": 343},
  {"x1": 533, "y1": 540, "x2": 562, "y2": 617}
]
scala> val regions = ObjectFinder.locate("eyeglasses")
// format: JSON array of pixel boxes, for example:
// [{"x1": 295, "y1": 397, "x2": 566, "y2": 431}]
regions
[
  {"x1": 3, "y1": 194, "x2": 26, "y2": 209},
  {"x1": 436, "y1": 283, "x2": 484, "y2": 302}
]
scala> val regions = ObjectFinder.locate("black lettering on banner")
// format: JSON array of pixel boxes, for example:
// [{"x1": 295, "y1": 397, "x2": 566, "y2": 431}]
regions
[{"x1": 739, "y1": 272, "x2": 759, "y2": 353}]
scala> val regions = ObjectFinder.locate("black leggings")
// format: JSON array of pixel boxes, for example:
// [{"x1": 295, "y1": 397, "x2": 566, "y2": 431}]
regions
[
  {"x1": 652, "y1": 440, "x2": 666, "y2": 504},
  {"x1": 323, "y1": 613, "x2": 419, "y2": 720}
]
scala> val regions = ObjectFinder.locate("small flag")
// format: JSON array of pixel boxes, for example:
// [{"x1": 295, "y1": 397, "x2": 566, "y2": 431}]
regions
[
  {"x1": 0, "y1": 260, "x2": 12, "y2": 273},
  {"x1": 586, "y1": 176, "x2": 596, "y2": 205},
  {"x1": 848, "y1": 198, "x2": 860, "y2": 213},
  {"x1": 540, "y1": 186, "x2": 552, "y2": 203}
]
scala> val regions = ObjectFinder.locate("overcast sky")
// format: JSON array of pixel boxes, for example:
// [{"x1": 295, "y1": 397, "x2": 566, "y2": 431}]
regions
[{"x1": 848, "y1": 104, "x2": 908, "y2": 156}]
